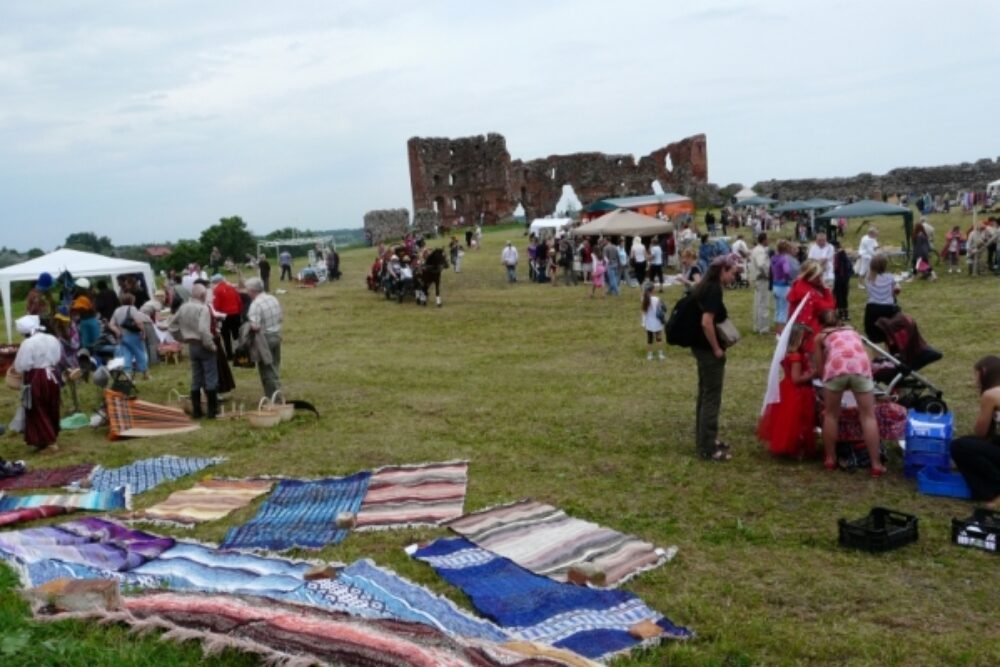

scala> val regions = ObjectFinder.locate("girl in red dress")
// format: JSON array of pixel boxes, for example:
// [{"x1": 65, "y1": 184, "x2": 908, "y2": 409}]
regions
[{"x1": 757, "y1": 324, "x2": 817, "y2": 458}]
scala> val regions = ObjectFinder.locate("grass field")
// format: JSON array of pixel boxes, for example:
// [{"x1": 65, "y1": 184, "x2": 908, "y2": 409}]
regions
[{"x1": 1, "y1": 210, "x2": 999, "y2": 666}]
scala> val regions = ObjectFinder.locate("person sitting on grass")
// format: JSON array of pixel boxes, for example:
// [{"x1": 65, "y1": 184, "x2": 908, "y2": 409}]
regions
[
  {"x1": 951, "y1": 355, "x2": 1000, "y2": 508},
  {"x1": 814, "y1": 309, "x2": 886, "y2": 477}
]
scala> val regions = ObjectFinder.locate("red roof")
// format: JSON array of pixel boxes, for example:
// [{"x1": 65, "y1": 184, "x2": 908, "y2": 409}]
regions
[{"x1": 146, "y1": 246, "x2": 172, "y2": 257}]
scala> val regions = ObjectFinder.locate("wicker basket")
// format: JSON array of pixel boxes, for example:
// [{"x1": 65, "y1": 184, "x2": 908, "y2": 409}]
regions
[
  {"x1": 246, "y1": 397, "x2": 281, "y2": 428},
  {"x1": 5, "y1": 366, "x2": 22, "y2": 391},
  {"x1": 270, "y1": 391, "x2": 294, "y2": 422}
]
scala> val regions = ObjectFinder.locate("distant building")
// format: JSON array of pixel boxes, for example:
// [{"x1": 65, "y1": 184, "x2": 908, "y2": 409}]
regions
[{"x1": 145, "y1": 245, "x2": 172, "y2": 258}]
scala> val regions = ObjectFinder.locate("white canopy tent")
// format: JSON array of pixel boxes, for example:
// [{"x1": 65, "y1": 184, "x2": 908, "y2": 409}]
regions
[
  {"x1": 528, "y1": 218, "x2": 573, "y2": 237},
  {"x1": 0, "y1": 248, "x2": 156, "y2": 343},
  {"x1": 570, "y1": 210, "x2": 674, "y2": 237},
  {"x1": 733, "y1": 187, "x2": 758, "y2": 201},
  {"x1": 257, "y1": 236, "x2": 333, "y2": 266}
]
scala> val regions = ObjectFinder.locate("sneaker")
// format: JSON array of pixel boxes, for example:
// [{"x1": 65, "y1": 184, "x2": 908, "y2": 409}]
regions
[
  {"x1": 646, "y1": 352, "x2": 654, "y2": 361},
  {"x1": 658, "y1": 351, "x2": 666, "y2": 360}
]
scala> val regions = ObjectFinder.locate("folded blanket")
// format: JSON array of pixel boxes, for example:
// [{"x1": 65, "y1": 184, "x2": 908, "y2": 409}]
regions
[
  {"x1": 0, "y1": 506, "x2": 69, "y2": 527},
  {"x1": 0, "y1": 486, "x2": 129, "y2": 512},
  {"x1": 0, "y1": 463, "x2": 95, "y2": 491}
]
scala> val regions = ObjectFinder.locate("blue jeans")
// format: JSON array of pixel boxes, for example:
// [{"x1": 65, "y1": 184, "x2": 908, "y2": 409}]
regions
[
  {"x1": 506, "y1": 265, "x2": 517, "y2": 282},
  {"x1": 117, "y1": 331, "x2": 148, "y2": 373},
  {"x1": 773, "y1": 283, "x2": 790, "y2": 324},
  {"x1": 606, "y1": 266, "x2": 620, "y2": 295}
]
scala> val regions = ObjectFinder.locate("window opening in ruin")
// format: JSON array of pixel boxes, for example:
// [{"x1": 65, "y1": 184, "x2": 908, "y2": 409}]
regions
[
  {"x1": 449, "y1": 149, "x2": 454, "y2": 157},
  {"x1": 513, "y1": 202, "x2": 526, "y2": 219},
  {"x1": 433, "y1": 174, "x2": 441, "y2": 187},
  {"x1": 449, "y1": 173, "x2": 455, "y2": 186},
  {"x1": 617, "y1": 159, "x2": 623, "y2": 166},
  {"x1": 434, "y1": 196, "x2": 445, "y2": 213},
  {"x1": 652, "y1": 180, "x2": 665, "y2": 195},
  {"x1": 520, "y1": 186, "x2": 528, "y2": 203},
  {"x1": 550, "y1": 168, "x2": 556, "y2": 180},
  {"x1": 665, "y1": 154, "x2": 673, "y2": 172},
  {"x1": 554, "y1": 184, "x2": 583, "y2": 218},
  {"x1": 451, "y1": 198, "x2": 458, "y2": 211}
]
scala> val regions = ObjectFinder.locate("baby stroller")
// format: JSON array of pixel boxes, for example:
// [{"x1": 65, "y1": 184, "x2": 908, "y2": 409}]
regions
[{"x1": 862, "y1": 312, "x2": 946, "y2": 414}]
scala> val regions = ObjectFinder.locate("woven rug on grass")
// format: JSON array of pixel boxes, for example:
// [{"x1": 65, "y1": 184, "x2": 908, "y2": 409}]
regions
[
  {"x1": 445, "y1": 500, "x2": 670, "y2": 587},
  {"x1": 85, "y1": 455, "x2": 225, "y2": 496},
  {"x1": 410, "y1": 537, "x2": 692, "y2": 662},
  {"x1": 298, "y1": 559, "x2": 509, "y2": 643},
  {"x1": 0, "y1": 506, "x2": 69, "y2": 527},
  {"x1": 221, "y1": 471, "x2": 371, "y2": 551},
  {"x1": 356, "y1": 460, "x2": 469, "y2": 530},
  {"x1": 104, "y1": 389, "x2": 199, "y2": 440},
  {"x1": 39, "y1": 591, "x2": 584, "y2": 667},
  {"x1": 0, "y1": 517, "x2": 174, "y2": 572},
  {"x1": 134, "y1": 479, "x2": 273, "y2": 527},
  {"x1": 0, "y1": 486, "x2": 129, "y2": 512},
  {"x1": 0, "y1": 463, "x2": 95, "y2": 492}
]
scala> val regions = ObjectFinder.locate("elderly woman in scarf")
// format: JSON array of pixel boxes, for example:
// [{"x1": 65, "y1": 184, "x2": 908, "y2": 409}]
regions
[{"x1": 12, "y1": 315, "x2": 62, "y2": 450}]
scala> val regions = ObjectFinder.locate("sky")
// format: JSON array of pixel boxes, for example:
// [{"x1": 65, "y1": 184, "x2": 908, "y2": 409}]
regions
[{"x1": 1, "y1": 0, "x2": 998, "y2": 251}]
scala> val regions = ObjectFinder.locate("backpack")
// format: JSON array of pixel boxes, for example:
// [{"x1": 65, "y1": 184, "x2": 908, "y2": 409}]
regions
[
  {"x1": 121, "y1": 307, "x2": 142, "y2": 334},
  {"x1": 665, "y1": 294, "x2": 701, "y2": 347}
]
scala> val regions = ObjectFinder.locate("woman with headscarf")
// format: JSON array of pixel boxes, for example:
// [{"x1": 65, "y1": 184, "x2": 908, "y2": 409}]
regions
[
  {"x1": 25, "y1": 272, "x2": 56, "y2": 318},
  {"x1": 12, "y1": 315, "x2": 62, "y2": 450},
  {"x1": 690, "y1": 253, "x2": 742, "y2": 462},
  {"x1": 786, "y1": 260, "x2": 836, "y2": 353}
]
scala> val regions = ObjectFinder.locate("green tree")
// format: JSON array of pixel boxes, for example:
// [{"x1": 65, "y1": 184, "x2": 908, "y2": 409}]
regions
[
  {"x1": 64, "y1": 232, "x2": 114, "y2": 254},
  {"x1": 165, "y1": 240, "x2": 203, "y2": 272},
  {"x1": 26, "y1": 248, "x2": 44, "y2": 258},
  {"x1": 199, "y1": 216, "x2": 256, "y2": 264},
  {"x1": 263, "y1": 226, "x2": 318, "y2": 257}
]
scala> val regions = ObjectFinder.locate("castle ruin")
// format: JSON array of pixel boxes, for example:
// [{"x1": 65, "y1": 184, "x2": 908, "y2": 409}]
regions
[{"x1": 406, "y1": 132, "x2": 708, "y2": 227}]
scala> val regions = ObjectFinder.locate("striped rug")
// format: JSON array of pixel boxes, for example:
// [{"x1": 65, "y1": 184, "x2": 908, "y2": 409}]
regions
[
  {"x1": 135, "y1": 479, "x2": 273, "y2": 526},
  {"x1": 221, "y1": 472, "x2": 371, "y2": 551},
  {"x1": 42, "y1": 591, "x2": 583, "y2": 667},
  {"x1": 410, "y1": 537, "x2": 692, "y2": 662},
  {"x1": 0, "y1": 486, "x2": 129, "y2": 512},
  {"x1": 356, "y1": 461, "x2": 469, "y2": 530},
  {"x1": 0, "y1": 506, "x2": 69, "y2": 527},
  {"x1": 104, "y1": 389, "x2": 199, "y2": 440},
  {"x1": 445, "y1": 500, "x2": 669, "y2": 587},
  {"x1": 0, "y1": 463, "x2": 95, "y2": 491}
]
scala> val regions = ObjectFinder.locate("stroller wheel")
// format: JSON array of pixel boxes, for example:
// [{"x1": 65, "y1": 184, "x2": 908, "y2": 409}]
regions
[{"x1": 913, "y1": 395, "x2": 948, "y2": 415}]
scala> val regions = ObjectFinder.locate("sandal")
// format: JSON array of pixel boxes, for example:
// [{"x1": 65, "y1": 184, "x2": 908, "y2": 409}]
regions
[
  {"x1": 701, "y1": 445, "x2": 732, "y2": 462},
  {"x1": 823, "y1": 459, "x2": 837, "y2": 471},
  {"x1": 870, "y1": 466, "x2": 888, "y2": 478}
]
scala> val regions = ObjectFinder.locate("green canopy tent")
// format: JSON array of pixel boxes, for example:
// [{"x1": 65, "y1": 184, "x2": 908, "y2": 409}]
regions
[
  {"x1": 583, "y1": 200, "x2": 619, "y2": 213},
  {"x1": 803, "y1": 197, "x2": 843, "y2": 209},
  {"x1": 771, "y1": 200, "x2": 814, "y2": 213},
  {"x1": 816, "y1": 200, "x2": 915, "y2": 256}
]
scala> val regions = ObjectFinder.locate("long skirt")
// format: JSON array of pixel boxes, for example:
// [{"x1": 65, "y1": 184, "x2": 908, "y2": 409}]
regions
[
  {"x1": 24, "y1": 368, "x2": 60, "y2": 448},
  {"x1": 214, "y1": 335, "x2": 236, "y2": 394}
]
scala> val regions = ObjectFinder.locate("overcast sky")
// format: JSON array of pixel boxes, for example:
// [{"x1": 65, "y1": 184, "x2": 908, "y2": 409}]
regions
[{"x1": 2, "y1": 0, "x2": 998, "y2": 250}]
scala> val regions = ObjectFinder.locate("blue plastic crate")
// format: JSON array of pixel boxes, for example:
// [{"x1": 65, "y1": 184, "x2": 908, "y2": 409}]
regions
[
  {"x1": 904, "y1": 449, "x2": 950, "y2": 470},
  {"x1": 917, "y1": 467, "x2": 972, "y2": 499},
  {"x1": 906, "y1": 410, "x2": 953, "y2": 440},
  {"x1": 906, "y1": 436, "x2": 950, "y2": 456}
]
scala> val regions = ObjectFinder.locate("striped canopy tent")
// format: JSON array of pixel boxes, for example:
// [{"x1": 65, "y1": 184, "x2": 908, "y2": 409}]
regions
[{"x1": 104, "y1": 390, "x2": 199, "y2": 441}]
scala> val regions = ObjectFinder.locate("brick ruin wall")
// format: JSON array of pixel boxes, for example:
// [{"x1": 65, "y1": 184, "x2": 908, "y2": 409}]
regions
[
  {"x1": 754, "y1": 158, "x2": 1000, "y2": 202},
  {"x1": 407, "y1": 133, "x2": 708, "y2": 227},
  {"x1": 411, "y1": 209, "x2": 439, "y2": 237},
  {"x1": 363, "y1": 208, "x2": 410, "y2": 244}
]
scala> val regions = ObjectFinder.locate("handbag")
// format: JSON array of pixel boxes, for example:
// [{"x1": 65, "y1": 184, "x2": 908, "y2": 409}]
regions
[
  {"x1": 655, "y1": 301, "x2": 667, "y2": 325},
  {"x1": 715, "y1": 318, "x2": 741, "y2": 348}
]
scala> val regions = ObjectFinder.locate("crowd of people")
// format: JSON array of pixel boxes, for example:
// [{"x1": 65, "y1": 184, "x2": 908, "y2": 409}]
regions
[{"x1": 8, "y1": 257, "x2": 287, "y2": 452}]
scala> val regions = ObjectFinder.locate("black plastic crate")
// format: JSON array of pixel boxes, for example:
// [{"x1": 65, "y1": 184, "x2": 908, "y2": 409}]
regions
[
  {"x1": 951, "y1": 508, "x2": 1000, "y2": 554},
  {"x1": 838, "y1": 507, "x2": 919, "y2": 553}
]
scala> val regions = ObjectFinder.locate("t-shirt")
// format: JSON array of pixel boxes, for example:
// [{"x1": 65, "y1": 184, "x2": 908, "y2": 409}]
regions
[
  {"x1": 693, "y1": 283, "x2": 726, "y2": 349},
  {"x1": 865, "y1": 273, "x2": 896, "y2": 305},
  {"x1": 650, "y1": 245, "x2": 663, "y2": 266},
  {"x1": 822, "y1": 328, "x2": 872, "y2": 381}
]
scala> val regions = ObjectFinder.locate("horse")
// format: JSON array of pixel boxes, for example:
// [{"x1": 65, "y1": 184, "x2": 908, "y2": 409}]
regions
[{"x1": 414, "y1": 247, "x2": 449, "y2": 307}]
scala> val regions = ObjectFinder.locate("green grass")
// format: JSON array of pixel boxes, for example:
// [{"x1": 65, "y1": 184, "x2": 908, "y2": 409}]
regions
[{"x1": 2, "y1": 211, "x2": 1000, "y2": 666}]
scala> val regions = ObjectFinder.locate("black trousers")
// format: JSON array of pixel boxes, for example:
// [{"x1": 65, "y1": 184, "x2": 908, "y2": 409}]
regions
[
  {"x1": 951, "y1": 436, "x2": 1000, "y2": 501},
  {"x1": 220, "y1": 314, "x2": 242, "y2": 360}
]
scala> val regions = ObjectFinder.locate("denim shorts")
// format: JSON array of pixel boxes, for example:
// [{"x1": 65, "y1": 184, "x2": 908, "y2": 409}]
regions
[{"x1": 824, "y1": 373, "x2": 874, "y2": 393}]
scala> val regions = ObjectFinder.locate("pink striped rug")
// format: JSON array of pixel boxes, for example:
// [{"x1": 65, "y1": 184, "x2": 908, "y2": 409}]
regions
[{"x1": 356, "y1": 461, "x2": 468, "y2": 530}]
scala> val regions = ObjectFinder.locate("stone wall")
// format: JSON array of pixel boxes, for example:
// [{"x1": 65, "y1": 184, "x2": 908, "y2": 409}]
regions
[
  {"x1": 411, "y1": 209, "x2": 439, "y2": 237},
  {"x1": 407, "y1": 133, "x2": 708, "y2": 227},
  {"x1": 363, "y1": 209, "x2": 409, "y2": 244},
  {"x1": 754, "y1": 158, "x2": 1000, "y2": 202}
]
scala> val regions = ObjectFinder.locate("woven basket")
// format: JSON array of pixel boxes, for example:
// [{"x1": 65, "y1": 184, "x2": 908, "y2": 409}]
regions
[
  {"x1": 5, "y1": 366, "x2": 22, "y2": 391},
  {"x1": 246, "y1": 397, "x2": 281, "y2": 428},
  {"x1": 270, "y1": 391, "x2": 294, "y2": 422}
]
